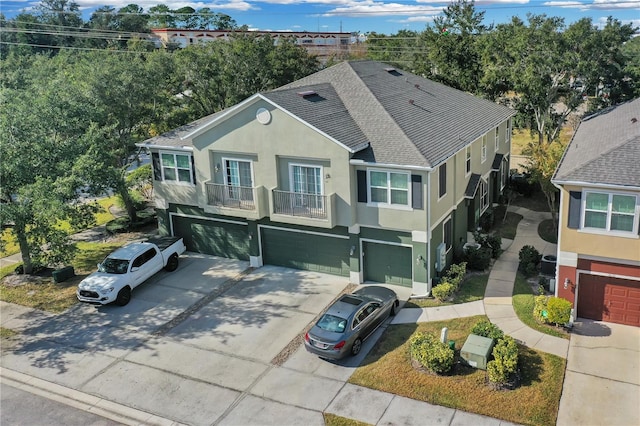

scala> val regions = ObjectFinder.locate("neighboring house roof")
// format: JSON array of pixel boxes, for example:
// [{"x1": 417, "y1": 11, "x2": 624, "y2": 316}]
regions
[
  {"x1": 465, "y1": 173, "x2": 482, "y2": 199},
  {"x1": 139, "y1": 60, "x2": 515, "y2": 168},
  {"x1": 553, "y1": 98, "x2": 640, "y2": 189},
  {"x1": 276, "y1": 60, "x2": 515, "y2": 168}
]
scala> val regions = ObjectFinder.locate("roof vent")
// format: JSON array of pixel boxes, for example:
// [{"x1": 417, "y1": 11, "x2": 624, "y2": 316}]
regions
[
  {"x1": 384, "y1": 67, "x2": 395, "y2": 72},
  {"x1": 409, "y1": 99, "x2": 414, "y2": 105},
  {"x1": 297, "y1": 90, "x2": 317, "y2": 98},
  {"x1": 632, "y1": 117, "x2": 638, "y2": 124},
  {"x1": 415, "y1": 84, "x2": 420, "y2": 89}
]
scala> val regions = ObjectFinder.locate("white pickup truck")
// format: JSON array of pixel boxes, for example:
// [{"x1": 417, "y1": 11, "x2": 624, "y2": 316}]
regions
[{"x1": 77, "y1": 236, "x2": 186, "y2": 306}]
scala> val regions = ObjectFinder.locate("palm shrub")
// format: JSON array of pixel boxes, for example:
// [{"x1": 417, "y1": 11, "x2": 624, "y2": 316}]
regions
[
  {"x1": 409, "y1": 332, "x2": 454, "y2": 374},
  {"x1": 487, "y1": 335, "x2": 519, "y2": 385},
  {"x1": 518, "y1": 245, "x2": 541, "y2": 277},
  {"x1": 443, "y1": 262, "x2": 467, "y2": 290},
  {"x1": 546, "y1": 297, "x2": 572, "y2": 325},
  {"x1": 432, "y1": 281, "x2": 455, "y2": 301},
  {"x1": 471, "y1": 319, "x2": 504, "y2": 340}
]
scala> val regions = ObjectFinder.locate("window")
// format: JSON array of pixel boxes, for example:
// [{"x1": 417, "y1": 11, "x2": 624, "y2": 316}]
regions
[
  {"x1": 290, "y1": 164, "x2": 322, "y2": 208},
  {"x1": 443, "y1": 217, "x2": 452, "y2": 252},
  {"x1": 224, "y1": 158, "x2": 253, "y2": 199},
  {"x1": 500, "y1": 158, "x2": 508, "y2": 190},
  {"x1": 132, "y1": 248, "x2": 157, "y2": 268},
  {"x1": 506, "y1": 119, "x2": 512, "y2": 143},
  {"x1": 368, "y1": 170, "x2": 410, "y2": 207},
  {"x1": 465, "y1": 146, "x2": 471, "y2": 175},
  {"x1": 161, "y1": 152, "x2": 194, "y2": 184},
  {"x1": 439, "y1": 163, "x2": 447, "y2": 198},
  {"x1": 583, "y1": 191, "x2": 638, "y2": 233},
  {"x1": 495, "y1": 127, "x2": 500, "y2": 150},
  {"x1": 480, "y1": 179, "x2": 489, "y2": 213},
  {"x1": 481, "y1": 136, "x2": 487, "y2": 162}
]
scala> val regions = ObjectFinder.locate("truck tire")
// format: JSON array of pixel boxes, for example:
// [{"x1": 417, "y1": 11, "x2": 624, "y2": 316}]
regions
[
  {"x1": 164, "y1": 254, "x2": 179, "y2": 272},
  {"x1": 115, "y1": 286, "x2": 131, "y2": 306}
]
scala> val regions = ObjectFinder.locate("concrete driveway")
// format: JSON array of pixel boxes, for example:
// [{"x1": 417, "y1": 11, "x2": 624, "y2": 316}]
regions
[
  {"x1": 1, "y1": 253, "x2": 370, "y2": 425},
  {"x1": 557, "y1": 319, "x2": 640, "y2": 426}
]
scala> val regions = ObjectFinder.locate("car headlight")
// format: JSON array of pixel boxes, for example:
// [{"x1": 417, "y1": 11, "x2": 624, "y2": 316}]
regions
[{"x1": 100, "y1": 287, "x2": 115, "y2": 295}]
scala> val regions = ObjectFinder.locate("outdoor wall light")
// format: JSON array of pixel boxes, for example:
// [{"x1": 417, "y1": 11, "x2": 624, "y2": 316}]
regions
[
  {"x1": 215, "y1": 163, "x2": 220, "y2": 173},
  {"x1": 248, "y1": 232, "x2": 253, "y2": 241},
  {"x1": 350, "y1": 246, "x2": 356, "y2": 256},
  {"x1": 564, "y1": 278, "x2": 571, "y2": 290},
  {"x1": 416, "y1": 255, "x2": 424, "y2": 265}
]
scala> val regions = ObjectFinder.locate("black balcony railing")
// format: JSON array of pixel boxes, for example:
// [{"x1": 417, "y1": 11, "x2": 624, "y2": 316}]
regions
[
  {"x1": 273, "y1": 190, "x2": 327, "y2": 219},
  {"x1": 206, "y1": 183, "x2": 255, "y2": 210}
]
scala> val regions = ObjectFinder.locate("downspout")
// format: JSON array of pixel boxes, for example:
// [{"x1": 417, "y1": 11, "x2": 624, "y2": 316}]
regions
[
  {"x1": 427, "y1": 170, "x2": 432, "y2": 296},
  {"x1": 552, "y1": 181, "x2": 564, "y2": 298}
]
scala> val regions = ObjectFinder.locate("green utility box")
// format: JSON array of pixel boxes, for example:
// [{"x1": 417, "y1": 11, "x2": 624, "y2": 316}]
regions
[{"x1": 460, "y1": 334, "x2": 495, "y2": 370}]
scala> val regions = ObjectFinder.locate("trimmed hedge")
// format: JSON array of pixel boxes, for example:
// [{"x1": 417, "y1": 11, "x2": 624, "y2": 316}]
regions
[
  {"x1": 410, "y1": 332, "x2": 454, "y2": 374},
  {"x1": 519, "y1": 245, "x2": 541, "y2": 277},
  {"x1": 487, "y1": 335, "x2": 519, "y2": 385},
  {"x1": 432, "y1": 281, "x2": 455, "y2": 301},
  {"x1": 471, "y1": 319, "x2": 504, "y2": 340}
]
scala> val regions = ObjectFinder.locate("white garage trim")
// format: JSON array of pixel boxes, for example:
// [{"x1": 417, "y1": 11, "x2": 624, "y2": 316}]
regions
[{"x1": 168, "y1": 212, "x2": 248, "y2": 236}]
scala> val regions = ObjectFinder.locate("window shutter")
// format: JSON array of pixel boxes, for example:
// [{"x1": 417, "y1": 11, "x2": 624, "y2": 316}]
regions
[
  {"x1": 152, "y1": 152, "x2": 162, "y2": 181},
  {"x1": 357, "y1": 170, "x2": 367, "y2": 202},
  {"x1": 439, "y1": 164, "x2": 447, "y2": 197},
  {"x1": 568, "y1": 191, "x2": 582, "y2": 229},
  {"x1": 412, "y1": 175, "x2": 423, "y2": 209},
  {"x1": 191, "y1": 156, "x2": 197, "y2": 185}
]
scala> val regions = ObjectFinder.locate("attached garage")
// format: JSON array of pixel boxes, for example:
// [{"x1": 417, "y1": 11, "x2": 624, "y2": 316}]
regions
[
  {"x1": 171, "y1": 215, "x2": 250, "y2": 260},
  {"x1": 260, "y1": 227, "x2": 350, "y2": 276},
  {"x1": 578, "y1": 274, "x2": 640, "y2": 327},
  {"x1": 363, "y1": 241, "x2": 412, "y2": 287}
]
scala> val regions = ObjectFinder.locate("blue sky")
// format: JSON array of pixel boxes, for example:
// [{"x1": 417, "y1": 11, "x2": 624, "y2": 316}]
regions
[{"x1": 1, "y1": 1, "x2": 638, "y2": 35}]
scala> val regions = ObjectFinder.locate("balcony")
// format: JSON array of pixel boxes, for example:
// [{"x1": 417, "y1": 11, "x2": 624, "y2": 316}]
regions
[
  {"x1": 206, "y1": 182, "x2": 256, "y2": 210},
  {"x1": 271, "y1": 190, "x2": 336, "y2": 228}
]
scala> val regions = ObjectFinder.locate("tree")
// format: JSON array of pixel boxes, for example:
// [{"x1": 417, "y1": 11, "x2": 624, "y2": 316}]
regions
[
  {"x1": 0, "y1": 54, "x2": 94, "y2": 273},
  {"x1": 36, "y1": 0, "x2": 83, "y2": 47},
  {"x1": 210, "y1": 13, "x2": 238, "y2": 30},
  {"x1": 414, "y1": 0, "x2": 490, "y2": 95},
  {"x1": 148, "y1": 4, "x2": 175, "y2": 28},
  {"x1": 174, "y1": 6, "x2": 197, "y2": 29},
  {"x1": 114, "y1": 4, "x2": 149, "y2": 33},
  {"x1": 365, "y1": 30, "x2": 420, "y2": 68},
  {"x1": 621, "y1": 36, "x2": 640, "y2": 97}
]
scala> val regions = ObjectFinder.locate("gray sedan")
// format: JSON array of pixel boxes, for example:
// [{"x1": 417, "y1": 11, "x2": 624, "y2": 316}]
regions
[{"x1": 304, "y1": 286, "x2": 399, "y2": 360}]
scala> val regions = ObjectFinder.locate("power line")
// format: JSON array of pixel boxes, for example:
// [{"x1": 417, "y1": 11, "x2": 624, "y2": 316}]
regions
[{"x1": 0, "y1": 40, "x2": 142, "y2": 53}]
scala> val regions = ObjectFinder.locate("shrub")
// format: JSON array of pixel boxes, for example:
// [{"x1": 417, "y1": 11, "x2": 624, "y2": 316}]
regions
[
  {"x1": 479, "y1": 207, "x2": 494, "y2": 232},
  {"x1": 471, "y1": 319, "x2": 504, "y2": 340},
  {"x1": 474, "y1": 232, "x2": 503, "y2": 259},
  {"x1": 444, "y1": 262, "x2": 467, "y2": 290},
  {"x1": 432, "y1": 281, "x2": 455, "y2": 301},
  {"x1": 546, "y1": 297, "x2": 572, "y2": 325},
  {"x1": 487, "y1": 336, "x2": 519, "y2": 385},
  {"x1": 464, "y1": 246, "x2": 492, "y2": 271},
  {"x1": 533, "y1": 295, "x2": 548, "y2": 323},
  {"x1": 518, "y1": 245, "x2": 541, "y2": 277},
  {"x1": 409, "y1": 332, "x2": 454, "y2": 374}
]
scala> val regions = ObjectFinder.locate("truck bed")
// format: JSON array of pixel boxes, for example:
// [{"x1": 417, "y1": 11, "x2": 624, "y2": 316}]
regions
[{"x1": 147, "y1": 236, "x2": 183, "y2": 252}]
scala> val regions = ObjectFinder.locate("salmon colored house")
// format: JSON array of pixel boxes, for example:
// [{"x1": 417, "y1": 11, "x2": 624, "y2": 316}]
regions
[{"x1": 552, "y1": 98, "x2": 640, "y2": 327}]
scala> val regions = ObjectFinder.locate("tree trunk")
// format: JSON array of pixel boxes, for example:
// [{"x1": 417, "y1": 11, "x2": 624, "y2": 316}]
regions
[
  {"x1": 116, "y1": 178, "x2": 137, "y2": 223},
  {"x1": 15, "y1": 223, "x2": 33, "y2": 275}
]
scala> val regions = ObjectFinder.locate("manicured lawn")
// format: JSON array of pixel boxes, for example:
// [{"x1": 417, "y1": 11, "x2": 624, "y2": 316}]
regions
[
  {"x1": 405, "y1": 273, "x2": 489, "y2": 308},
  {"x1": 0, "y1": 241, "x2": 123, "y2": 313},
  {"x1": 512, "y1": 273, "x2": 569, "y2": 339},
  {"x1": 538, "y1": 219, "x2": 558, "y2": 243},
  {"x1": 0, "y1": 196, "x2": 117, "y2": 257},
  {"x1": 323, "y1": 414, "x2": 371, "y2": 426},
  {"x1": 349, "y1": 316, "x2": 566, "y2": 426}
]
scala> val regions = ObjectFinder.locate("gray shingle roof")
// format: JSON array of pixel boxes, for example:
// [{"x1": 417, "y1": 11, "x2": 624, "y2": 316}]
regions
[
  {"x1": 554, "y1": 98, "x2": 640, "y2": 188},
  {"x1": 275, "y1": 60, "x2": 515, "y2": 168},
  {"x1": 261, "y1": 83, "x2": 369, "y2": 151},
  {"x1": 138, "y1": 110, "x2": 224, "y2": 149},
  {"x1": 491, "y1": 153, "x2": 504, "y2": 171},
  {"x1": 465, "y1": 174, "x2": 482, "y2": 198}
]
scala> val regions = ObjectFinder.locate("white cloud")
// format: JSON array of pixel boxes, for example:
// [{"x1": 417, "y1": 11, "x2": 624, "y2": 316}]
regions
[
  {"x1": 542, "y1": 1, "x2": 586, "y2": 8},
  {"x1": 393, "y1": 14, "x2": 438, "y2": 23},
  {"x1": 322, "y1": 2, "x2": 445, "y2": 18},
  {"x1": 543, "y1": 0, "x2": 640, "y2": 9}
]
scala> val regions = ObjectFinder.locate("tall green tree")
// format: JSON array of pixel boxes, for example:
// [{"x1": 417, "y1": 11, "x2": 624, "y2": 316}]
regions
[
  {"x1": 365, "y1": 30, "x2": 419, "y2": 68},
  {"x1": 414, "y1": 0, "x2": 490, "y2": 95},
  {"x1": 148, "y1": 4, "x2": 175, "y2": 28}
]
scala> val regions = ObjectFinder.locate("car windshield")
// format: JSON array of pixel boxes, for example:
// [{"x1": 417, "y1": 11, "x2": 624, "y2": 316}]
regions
[
  {"x1": 316, "y1": 314, "x2": 347, "y2": 333},
  {"x1": 98, "y1": 258, "x2": 129, "y2": 274}
]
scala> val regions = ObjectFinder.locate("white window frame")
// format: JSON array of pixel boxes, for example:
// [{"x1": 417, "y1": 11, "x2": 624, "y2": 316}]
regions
[
  {"x1": 289, "y1": 163, "x2": 323, "y2": 195},
  {"x1": 367, "y1": 169, "x2": 412, "y2": 209},
  {"x1": 443, "y1": 216, "x2": 452, "y2": 253},
  {"x1": 580, "y1": 190, "x2": 639, "y2": 236},
  {"x1": 160, "y1": 151, "x2": 194, "y2": 186},
  {"x1": 222, "y1": 157, "x2": 254, "y2": 188},
  {"x1": 465, "y1": 146, "x2": 471, "y2": 176},
  {"x1": 479, "y1": 179, "x2": 489, "y2": 213},
  {"x1": 481, "y1": 135, "x2": 487, "y2": 163},
  {"x1": 495, "y1": 127, "x2": 500, "y2": 151},
  {"x1": 506, "y1": 119, "x2": 512, "y2": 143},
  {"x1": 500, "y1": 157, "x2": 509, "y2": 190},
  {"x1": 438, "y1": 163, "x2": 447, "y2": 200}
]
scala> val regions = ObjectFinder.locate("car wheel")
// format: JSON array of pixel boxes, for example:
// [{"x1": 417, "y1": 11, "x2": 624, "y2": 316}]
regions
[
  {"x1": 115, "y1": 286, "x2": 131, "y2": 306},
  {"x1": 164, "y1": 254, "x2": 179, "y2": 272},
  {"x1": 390, "y1": 299, "x2": 399, "y2": 316},
  {"x1": 351, "y1": 338, "x2": 362, "y2": 356}
]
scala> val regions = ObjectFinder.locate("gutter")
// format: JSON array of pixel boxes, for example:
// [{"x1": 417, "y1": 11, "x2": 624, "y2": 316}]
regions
[
  {"x1": 135, "y1": 143, "x2": 194, "y2": 151},
  {"x1": 349, "y1": 159, "x2": 432, "y2": 172}
]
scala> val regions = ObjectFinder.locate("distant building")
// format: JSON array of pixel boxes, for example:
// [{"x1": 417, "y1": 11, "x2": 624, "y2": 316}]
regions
[{"x1": 150, "y1": 29, "x2": 362, "y2": 61}]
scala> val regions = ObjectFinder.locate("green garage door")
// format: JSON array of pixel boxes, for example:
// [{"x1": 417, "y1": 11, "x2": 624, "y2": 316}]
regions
[
  {"x1": 363, "y1": 242, "x2": 412, "y2": 287},
  {"x1": 172, "y1": 215, "x2": 250, "y2": 260},
  {"x1": 261, "y1": 228, "x2": 350, "y2": 276}
]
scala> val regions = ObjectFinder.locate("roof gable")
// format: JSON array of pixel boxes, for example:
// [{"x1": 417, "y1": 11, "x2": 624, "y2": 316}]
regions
[{"x1": 554, "y1": 98, "x2": 640, "y2": 188}]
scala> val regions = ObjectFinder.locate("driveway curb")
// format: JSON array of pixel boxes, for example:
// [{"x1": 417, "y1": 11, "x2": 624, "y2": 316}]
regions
[{"x1": 0, "y1": 367, "x2": 185, "y2": 426}]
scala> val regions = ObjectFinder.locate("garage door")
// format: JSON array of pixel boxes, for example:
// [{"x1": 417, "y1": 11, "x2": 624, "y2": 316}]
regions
[
  {"x1": 172, "y1": 215, "x2": 250, "y2": 260},
  {"x1": 578, "y1": 274, "x2": 640, "y2": 327},
  {"x1": 261, "y1": 227, "x2": 350, "y2": 276},
  {"x1": 363, "y1": 242, "x2": 412, "y2": 287}
]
